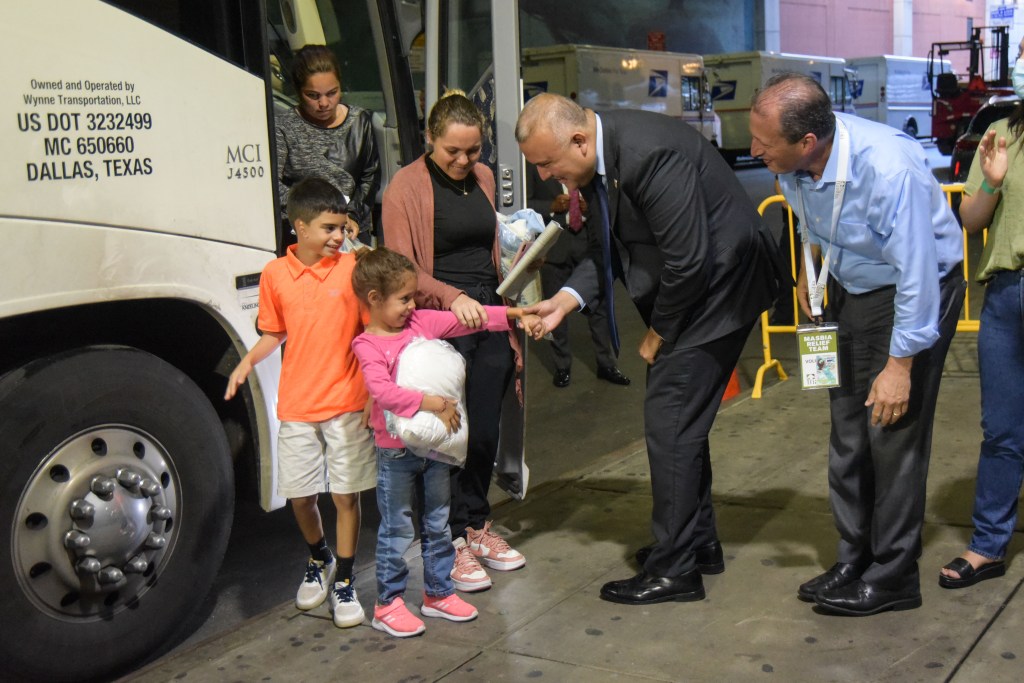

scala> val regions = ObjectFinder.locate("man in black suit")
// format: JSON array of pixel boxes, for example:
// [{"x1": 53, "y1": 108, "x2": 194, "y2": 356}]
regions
[
  {"x1": 525, "y1": 163, "x2": 630, "y2": 388},
  {"x1": 517, "y1": 93, "x2": 782, "y2": 605}
]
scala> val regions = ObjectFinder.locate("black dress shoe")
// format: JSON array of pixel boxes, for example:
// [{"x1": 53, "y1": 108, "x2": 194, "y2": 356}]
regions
[
  {"x1": 814, "y1": 579, "x2": 922, "y2": 616},
  {"x1": 797, "y1": 562, "x2": 863, "y2": 602},
  {"x1": 596, "y1": 365, "x2": 631, "y2": 385},
  {"x1": 553, "y1": 369, "x2": 571, "y2": 388},
  {"x1": 600, "y1": 569, "x2": 705, "y2": 605},
  {"x1": 635, "y1": 541, "x2": 725, "y2": 574}
]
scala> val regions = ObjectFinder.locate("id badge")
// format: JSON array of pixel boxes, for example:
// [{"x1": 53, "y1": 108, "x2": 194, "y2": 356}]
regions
[{"x1": 796, "y1": 323, "x2": 840, "y2": 390}]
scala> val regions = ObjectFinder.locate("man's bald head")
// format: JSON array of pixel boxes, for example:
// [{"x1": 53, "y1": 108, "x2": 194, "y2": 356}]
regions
[{"x1": 516, "y1": 93, "x2": 587, "y2": 146}]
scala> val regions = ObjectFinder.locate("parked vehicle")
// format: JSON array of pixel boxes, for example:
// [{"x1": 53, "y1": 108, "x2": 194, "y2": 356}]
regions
[
  {"x1": 849, "y1": 55, "x2": 948, "y2": 138},
  {"x1": 950, "y1": 95, "x2": 1021, "y2": 182},
  {"x1": 521, "y1": 44, "x2": 720, "y2": 145},
  {"x1": 704, "y1": 51, "x2": 854, "y2": 165},
  {"x1": 929, "y1": 25, "x2": 1013, "y2": 155}
]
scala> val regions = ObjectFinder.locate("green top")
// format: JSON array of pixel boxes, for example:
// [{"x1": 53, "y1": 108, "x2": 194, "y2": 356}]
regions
[{"x1": 964, "y1": 118, "x2": 1024, "y2": 282}]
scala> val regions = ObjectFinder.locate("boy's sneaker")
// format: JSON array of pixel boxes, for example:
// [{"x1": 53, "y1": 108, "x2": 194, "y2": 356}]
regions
[
  {"x1": 372, "y1": 597, "x2": 425, "y2": 638},
  {"x1": 467, "y1": 522, "x2": 526, "y2": 571},
  {"x1": 421, "y1": 593, "x2": 478, "y2": 622},
  {"x1": 295, "y1": 557, "x2": 336, "y2": 610},
  {"x1": 451, "y1": 537, "x2": 492, "y2": 592},
  {"x1": 329, "y1": 580, "x2": 365, "y2": 628}
]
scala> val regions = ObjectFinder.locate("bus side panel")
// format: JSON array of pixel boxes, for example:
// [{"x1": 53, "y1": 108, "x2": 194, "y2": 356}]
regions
[{"x1": 2, "y1": 0, "x2": 276, "y2": 250}]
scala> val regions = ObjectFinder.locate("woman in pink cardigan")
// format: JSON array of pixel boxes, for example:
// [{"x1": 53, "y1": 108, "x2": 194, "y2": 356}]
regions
[{"x1": 382, "y1": 90, "x2": 526, "y2": 594}]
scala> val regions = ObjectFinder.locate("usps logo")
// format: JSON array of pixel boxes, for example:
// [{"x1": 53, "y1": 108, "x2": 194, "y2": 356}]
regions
[
  {"x1": 711, "y1": 81, "x2": 737, "y2": 101},
  {"x1": 648, "y1": 70, "x2": 668, "y2": 97},
  {"x1": 851, "y1": 80, "x2": 864, "y2": 99}
]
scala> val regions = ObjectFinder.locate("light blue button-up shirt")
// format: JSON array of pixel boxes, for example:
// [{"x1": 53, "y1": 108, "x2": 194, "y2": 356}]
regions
[{"x1": 778, "y1": 113, "x2": 962, "y2": 357}]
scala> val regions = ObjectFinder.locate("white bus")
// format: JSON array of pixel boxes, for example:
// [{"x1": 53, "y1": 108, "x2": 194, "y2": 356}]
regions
[{"x1": 0, "y1": 1, "x2": 524, "y2": 680}]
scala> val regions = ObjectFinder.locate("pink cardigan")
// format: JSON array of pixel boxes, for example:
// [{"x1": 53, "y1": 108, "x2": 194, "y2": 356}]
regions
[{"x1": 382, "y1": 155, "x2": 523, "y2": 377}]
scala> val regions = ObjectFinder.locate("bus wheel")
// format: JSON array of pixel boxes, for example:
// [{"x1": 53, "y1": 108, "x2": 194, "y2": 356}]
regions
[{"x1": 0, "y1": 346, "x2": 234, "y2": 682}]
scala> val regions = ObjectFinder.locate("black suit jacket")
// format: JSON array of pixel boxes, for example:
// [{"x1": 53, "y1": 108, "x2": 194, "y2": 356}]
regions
[{"x1": 566, "y1": 109, "x2": 783, "y2": 347}]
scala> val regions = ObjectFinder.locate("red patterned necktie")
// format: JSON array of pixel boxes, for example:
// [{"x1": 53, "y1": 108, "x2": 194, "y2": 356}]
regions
[{"x1": 568, "y1": 188, "x2": 583, "y2": 232}]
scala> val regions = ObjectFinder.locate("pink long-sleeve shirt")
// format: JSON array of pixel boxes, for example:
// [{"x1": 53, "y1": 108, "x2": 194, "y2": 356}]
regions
[{"x1": 351, "y1": 307, "x2": 511, "y2": 448}]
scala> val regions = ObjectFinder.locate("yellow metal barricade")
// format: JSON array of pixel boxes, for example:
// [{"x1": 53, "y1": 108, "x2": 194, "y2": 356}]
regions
[{"x1": 751, "y1": 184, "x2": 982, "y2": 399}]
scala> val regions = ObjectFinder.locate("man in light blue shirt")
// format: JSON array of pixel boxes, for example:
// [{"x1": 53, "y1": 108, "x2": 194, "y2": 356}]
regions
[{"x1": 749, "y1": 73, "x2": 965, "y2": 616}]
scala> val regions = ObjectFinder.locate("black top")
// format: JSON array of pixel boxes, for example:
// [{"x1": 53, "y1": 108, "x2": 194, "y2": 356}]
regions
[{"x1": 426, "y1": 156, "x2": 497, "y2": 290}]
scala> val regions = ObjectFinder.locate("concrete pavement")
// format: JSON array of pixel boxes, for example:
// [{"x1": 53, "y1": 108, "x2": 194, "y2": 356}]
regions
[{"x1": 126, "y1": 334, "x2": 1024, "y2": 683}]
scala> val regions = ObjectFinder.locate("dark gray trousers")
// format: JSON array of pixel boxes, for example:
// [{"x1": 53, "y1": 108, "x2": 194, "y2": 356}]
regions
[
  {"x1": 641, "y1": 322, "x2": 754, "y2": 578},
  {"x1": 826, "y1": 265, "x2": 965, "y2": 589}
]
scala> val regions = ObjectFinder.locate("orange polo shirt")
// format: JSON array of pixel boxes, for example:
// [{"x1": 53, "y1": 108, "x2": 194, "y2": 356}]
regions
[{"x1": 257, "y1": 246, "x2": 367, "y2": 422}]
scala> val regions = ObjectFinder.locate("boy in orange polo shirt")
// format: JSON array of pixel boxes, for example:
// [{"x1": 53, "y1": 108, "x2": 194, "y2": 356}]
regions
[{"x1": 225, "y1": 178, "x2": 375, "y2": 629}]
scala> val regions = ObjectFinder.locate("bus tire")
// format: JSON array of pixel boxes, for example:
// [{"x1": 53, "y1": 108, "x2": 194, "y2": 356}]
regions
[{"x1": 0, "y1": 346, "x2": 234, "y2": 682}]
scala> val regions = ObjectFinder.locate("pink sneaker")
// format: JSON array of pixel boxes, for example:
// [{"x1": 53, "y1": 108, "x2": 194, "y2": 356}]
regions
[
  {"x1": 467, "y1": 522, "x2": 526, "y2": 571},
  {"x1": 421, "y1": 593, "x2": 478, "y2": 622},
  {"x1": 451, "y1": 537, "x2": 492, "y2": 592},
  {"x1": 371, "y1": 597, "x2": 425, "y2": 638}
]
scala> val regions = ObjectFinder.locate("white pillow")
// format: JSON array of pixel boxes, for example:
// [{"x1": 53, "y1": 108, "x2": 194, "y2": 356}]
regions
[{"x1": 384, "y1": 337, "x2": 468, "y2": 467}]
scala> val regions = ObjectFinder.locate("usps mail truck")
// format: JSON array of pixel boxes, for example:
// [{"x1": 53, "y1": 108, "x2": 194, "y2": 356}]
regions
[
  {"x1": 704, "y1": 51, "x2": 853, "y2": 164},
  {"x1": 522, "y1": 44, "x2": 720, "y2": 146},
  {"x1": 849, "y1": 55, "x2": 946, "y2": 138}
]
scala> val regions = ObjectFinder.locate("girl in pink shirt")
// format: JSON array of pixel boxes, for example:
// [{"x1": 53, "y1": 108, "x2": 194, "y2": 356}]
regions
[{"x1": 350, "y1": 248, "x2": 540, "y2": 637}]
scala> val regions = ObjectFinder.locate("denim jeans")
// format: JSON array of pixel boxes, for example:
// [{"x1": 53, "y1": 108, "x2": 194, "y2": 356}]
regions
[
  {"x1": 375, "y1": 447, "x2": 456, "y2": 605},
  {"x1": 970, "y1": 270, "x2": 1024, "y2": 560}
]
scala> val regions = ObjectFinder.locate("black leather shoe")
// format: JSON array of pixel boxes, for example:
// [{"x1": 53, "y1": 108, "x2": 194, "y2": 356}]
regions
[
  {"x1": 797, "y1": 563, "x2": 863, "y2": 602},
  {"x1": 635, "y1": 541, "x2": 725, "y2": 574},
  {"x1": 814, "y1": 579, "x2": 922, "y2": 616},
  {"x1": 596, "y1": 365, "x2": 631, "y2": 385},
  {"x1": 553, "y1": 369, "x2": 571, "y2": 388},
  {"x1": 600, "y1": 569, "x2": 705, "y2": 605}
]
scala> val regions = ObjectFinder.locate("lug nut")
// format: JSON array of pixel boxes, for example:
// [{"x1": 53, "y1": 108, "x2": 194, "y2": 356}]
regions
[
  {"x1": 89, "y1": 476, "x2": 116, "y2": 497},
  {"x1": 149, "y1": 505, "x2": 172, "y2": 521},
  {"x1": 139, "y1": 479, "x2": 161, "y2": 498},
  {"x1": 144, "y1": 533, "x2": 167, "y2": 550},
  {"x1": 124, "y1": 556, "x2": 149, "y2": 573},
  {"x1": 116, "y1": 469, "x2": 142, "y2": 489},
  {"x1": 97, "y1": 566, "x2": 125, "y2": 585},
  {"x1": 64, "y1": 530, "x2": 91, "y2": 550},
  {"x1": 76, "y1": 557, "x2": 101, "y2": 575},
  {"x1": 69, "y1": 499, "x2": 95, "y2": 521}
]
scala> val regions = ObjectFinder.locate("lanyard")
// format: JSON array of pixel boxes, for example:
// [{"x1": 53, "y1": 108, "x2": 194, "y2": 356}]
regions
[{"x1": 796, "y1": 115, "x2": 850, "y2": 318}]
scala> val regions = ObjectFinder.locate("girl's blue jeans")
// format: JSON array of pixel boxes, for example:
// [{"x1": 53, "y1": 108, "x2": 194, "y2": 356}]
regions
[
  {"x1": 970, "y1": 270, "x2": 1024, "y2": 560},
  {"x1": 375, "y1": 447, "x2": 456, "y2": 604}
]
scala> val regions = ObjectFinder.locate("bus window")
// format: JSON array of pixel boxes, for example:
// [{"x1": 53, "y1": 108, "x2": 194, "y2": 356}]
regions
[
  {"x1": 267, "y1": 0, "x2": 386, "y2": 114},
  {"x1": 105, "y1": 0, "x2": 257, "y2": 72}
]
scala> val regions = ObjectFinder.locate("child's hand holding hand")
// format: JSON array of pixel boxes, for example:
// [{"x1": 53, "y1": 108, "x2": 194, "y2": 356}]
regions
[{"x1": 518, "y1": 313, "x2": 546, "y2": 340}]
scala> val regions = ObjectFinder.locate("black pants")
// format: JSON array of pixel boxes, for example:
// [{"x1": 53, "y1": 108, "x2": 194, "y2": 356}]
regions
[
  {"x1": 541, "y1": 259, "x2": 616, "y2": 372},
  {"x1": 641, "y1": 322, "x2": 754, "y2": 577},
  {"x1": 445, "y1": 284, "x2": 514, "y2": 540},
  {"x1": 825, "y1": 265, "x2": 965, "y2": 589}
]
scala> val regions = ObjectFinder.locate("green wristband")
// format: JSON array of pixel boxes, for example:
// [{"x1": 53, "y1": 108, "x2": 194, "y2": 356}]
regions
[{"x1": 981, "y1": 179, "x2": 1002, "y2": 194}]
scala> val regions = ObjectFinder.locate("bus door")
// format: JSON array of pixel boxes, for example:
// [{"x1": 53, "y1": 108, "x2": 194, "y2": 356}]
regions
[
  {"x1": 424, "y1": 0, "x2": 530, "y2": 498},
  {"x1": 268, "y1": 0, "x2": 424, "y2": 245}
]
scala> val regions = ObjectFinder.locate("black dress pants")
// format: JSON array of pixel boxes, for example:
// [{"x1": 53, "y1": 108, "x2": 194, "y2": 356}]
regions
[
  {"x1": 445, "y1": 284, "x2": 515, "y2": 540},
  {"x1": 641, "y1": 322, "x2": 754, "y2": 578},
  {"x1": 825, "y1": 265, "x2": 965, "y2": 589}
]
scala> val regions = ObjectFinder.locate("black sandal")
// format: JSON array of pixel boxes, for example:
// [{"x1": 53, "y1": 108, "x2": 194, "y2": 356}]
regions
[{"x1": 938, "y1": 557, "x2": 1006, "y2": 589}]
